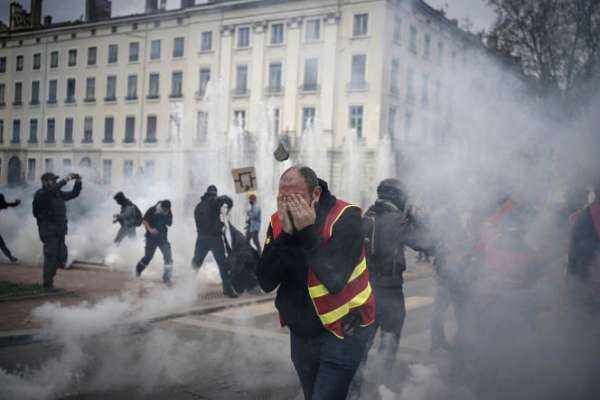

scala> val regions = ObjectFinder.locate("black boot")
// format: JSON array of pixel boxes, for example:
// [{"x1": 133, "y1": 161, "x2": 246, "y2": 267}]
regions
[
  {"x1": 135, "y1": 262, "x2": 146, "y2": 277},
  {"x1": 9, "y1": 256, "x2": 18, "y2": 263}
]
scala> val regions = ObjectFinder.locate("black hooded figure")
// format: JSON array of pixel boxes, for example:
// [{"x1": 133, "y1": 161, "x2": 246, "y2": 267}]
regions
[
  {"x1": 358, "y1": 178, "x2": 436, "y2": 387},
  {"x1": 191, "y1": 185, "x2": 237, "y2": 297},
  {"x1": 0, "y1": 194, "x2": 21, "y2": 263},
  {"x1": 112, "y1": 192, "x2": 140, "y2": 244}
]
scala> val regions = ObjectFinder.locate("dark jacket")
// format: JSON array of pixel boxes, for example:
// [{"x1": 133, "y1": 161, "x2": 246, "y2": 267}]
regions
[
  {"x1": 116, "y1": 199, "x2": 138, "y2": 228},
  {"x1": 0, "y1": 195, "x2": 19, "y2": 211},
  {"x1": 223, "y1": 223, "x2": 259, "y2": 294},
  {"x1": 257, "y1": 180, "x2": 363, "y2": 337},
  {"x1": 144, "y1": 203, "x2": 173, "y2": 239},
  {"x1": 32, "y1": 179, "x2": 82, "y2": 238},
  {"x1": 194, "y1": 193, "x2": 221, "y2": 237},
  {"x1": 363, "y1": 199, "x2": 435, "y2": 287},
  {"x1": 568, "y1": 203, "x2": 600, "y2": 280}
]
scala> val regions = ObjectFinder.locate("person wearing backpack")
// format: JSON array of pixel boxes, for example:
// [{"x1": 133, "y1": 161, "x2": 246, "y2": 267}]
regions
[
  {"x1": 112, "y1": 192, "x2": 142, "y2": 244},
  {"x1": 191, "y1": 185, "x2": 237, "y2": 297},
  {"x1": 360, "y1": 178, "x2": 437, "y2": 387}
]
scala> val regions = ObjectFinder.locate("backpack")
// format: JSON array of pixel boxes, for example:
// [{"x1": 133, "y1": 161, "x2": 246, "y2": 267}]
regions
[
  {"x1": 362, "y1": 208, "x2": 378, "y2": 259},
  {"x1": 133, "y1": 204, "x2": 143, "y2": 227}
]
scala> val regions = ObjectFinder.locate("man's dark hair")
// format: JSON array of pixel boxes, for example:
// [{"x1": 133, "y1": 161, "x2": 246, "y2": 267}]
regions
[
  {"x1": 282, "y1": 165, "x2": 319, "y2": 192},
  {"x1": 162, "y1": 199, "x2": 171, "y2": 209}
]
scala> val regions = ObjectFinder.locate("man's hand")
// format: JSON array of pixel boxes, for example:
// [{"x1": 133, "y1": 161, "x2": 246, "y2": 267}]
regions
[
  {"x1": 288, "y1": 194, "x2": 316, "y2": 231},
  {"x1": 14, "y1": 199, "x2": 21, "y2": 206},
  {"x1": 148, "y1": 227, "x2": 159, "y2": 236},
  {"x1": 277, "y1": 194, "x2": 294, "y2": 234}
]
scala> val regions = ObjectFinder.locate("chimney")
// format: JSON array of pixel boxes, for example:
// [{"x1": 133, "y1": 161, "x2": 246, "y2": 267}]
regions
[
  {"x1": 181, "y1": 0, "x2": 195, "y2": 7},
  {"x1": 145, "y1": 0, "x2": 158, "y2": 12},
  {"x1": 30, "y1": 0, "x2": 42, "y2": 28},
  {"x1": 43, "y1": 15, "x2": 52, "y2": 25},
  {"x1": 86, "y1": 0, "x2": 112, "y2": 22}
]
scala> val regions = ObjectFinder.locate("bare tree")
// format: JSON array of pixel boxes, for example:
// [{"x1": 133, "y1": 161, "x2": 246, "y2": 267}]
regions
[{"x1": 488, "y1": 0, "x2": 600, "y2": 108}]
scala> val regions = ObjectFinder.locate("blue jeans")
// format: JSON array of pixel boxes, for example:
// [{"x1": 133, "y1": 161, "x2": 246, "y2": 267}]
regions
[{"x1": 290, "y1": 324, "x2": 375, "y2": 400}]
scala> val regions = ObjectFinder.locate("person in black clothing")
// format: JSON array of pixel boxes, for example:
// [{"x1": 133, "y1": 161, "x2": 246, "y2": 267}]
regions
[
  {"x1": 258, "y1": 166, "x2": 375, "y2": 400},
  {"x1": 112, "y1": 192, "x2": 139, "y2": 244},
  {"x1": 192, "y1": 185, "x2": 236, "y2": 297},
  {"x1": 32, "y1": 172, "x2": 82, "y2": 289},
  {"x1": 135, "y1": 200, "x2": 174, "y2": 285},
  {"x1": 361, "y1": 179, "x2": 436, "y2": 382},
  {"x1": 0, "y1": 194, "x2": 21, "y2": 263}
]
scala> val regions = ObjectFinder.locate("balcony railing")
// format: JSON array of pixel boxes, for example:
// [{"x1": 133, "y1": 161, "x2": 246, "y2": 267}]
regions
[
  {"x1": 232, "y1": 87, "x2": 250, "y2": 97},
  {"x1": 104, "y1": 96, "x2": 117, "y2": 102},
  {"x1": 125, "y1": 95, "x2": 138, "y2": 101},
  {"x1": 300, "y1": 83, "x2": 320, "y2": 93},
  {"x1": 169, "y1": 93, "x2": 183, "y2": 99},
  {"x1": 346, "y1": 80, "x2": 369, "y2": 92},
  {"x1": 12, "y1": 100, "x2": 22, "y2": 106},
  {"x1": 47, "y1": 98, "x2": 57, "y2": 105},
  {"x1": 84, "y1": 97, "x2": 96, "y2": 103},
  {"x1": 146, "y1": 94, "x2": 160, "y2": 100},
  {"x1": 29, "y1": 99, "x2": 40, "y2": 105},
  {"x1": 64, "y1": 97, "x2": 76, "y2": 104},
  {"x1": 264, "y1": 85, "x2": 284, "y2": 96}
]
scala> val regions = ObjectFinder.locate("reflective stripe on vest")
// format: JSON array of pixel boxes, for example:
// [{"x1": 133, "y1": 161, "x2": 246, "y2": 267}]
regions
[{"x1": 270, "y1": 199, "x2": 376, "y2": 338}]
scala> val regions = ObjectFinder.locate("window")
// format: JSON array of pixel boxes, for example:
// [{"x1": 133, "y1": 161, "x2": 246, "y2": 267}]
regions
[
  {"x1": 407, "y1": 68, "x2": 415, "y2": 102},
  {"x1": 173, "y1": 37, "x2": 184, "y2": 58},
  {"x1": 237, "y1": 27, "x2": 250, "y2": 48},
  {"x1": 144, "y1": 160, "x2": 155, "y2": 179},
  {"x1": 271, "y1": 23, "x2": 284, "y2": 45},
  {"x1": 0, "y1": 120, "x2": 3, "y2": 142},
  {"x1": 83, "y1": 117, "x2": 93, "y2": 142},
  {"x1": 108, "y1": 44, "x2": 118, "y2": 64},
  {"x1": 0, "y1": 57, "x2": 6, "y2": 73},
  {"x1": 388, "y1": 107, "x2": 397, "y2": 137},
  {"x1": 105, "y1": 75, "x2": 117, "y2": 101},
  {"x1": 422, "y1": 73, "x2": 429, "y2": 107},
  {"x1": 123, "y1": 160, "x2": 134, "y2": 178},
  {"x1": 272, "y1": 107, "x2": 280, "y2": 135},
  {"x1": 50, "y1": 51, "x2": 59, "y2": 68},
  {"x1": 13, "y1": 82, "x2": 22, "y2": 105},
  {"x1": 146, "y1": 115, "x2": 157, "y2": 142},
  {"x1": 0, "y1": 84, "x2": 4, "y2": 105},
  {"x1": 31, "y1": 81, "x2": 40, "y2": 104},
  {"x1": 233, "y1": 110, "x2": 246, "y2": 129},
  {"x1": 302, "y1": 107, "x2": 315, "y2": 131},
  {"x1": 424, "y1": 34, "x2": 431, "y2": 60},
  {"x1": 350, "y1": 54, "x2": 367, "y2": 88},
  {"x1": 235, "y1": 64, "x2": 248, "y2": 95},
  {"x1": 391, "y1": 59, "x2": 400, "y2": 94},
  {"x1": 129, "y1": 42, "x2": 139, "y2": 62},
  {"x1": 267, "y1": 62, "x2": 282, "y2": 93},
  {"x1": 66, "y1": 78, "x2": 76, "y2": 103},
  {"x1": 46, "y1": 118, "x2": 55, "y2": 143},
  {"x1": 87, "y1": 46, "x2": 97, "y2": 66},
  {"x1": 29, "y1": 119, "x2": 38, "y2": 143},
  {"x1": 303, "y1": 58, "x2": 319, "y2": 91},
  {"x1": 306, "y1": 19, "x2": 320, "y2": 41},
  {"x1": 85, "y1": 77, "x2": 95, "y2": 101},
  {"x1": 150, "y1": 40, "x2": 161, "y2": 60},
  {"x1": 33, "y1": 53, "x2": 41, "y2": 70},
  {"x1": 437, "y1": 42, "x2": 444, "y2": 65},
  {"x1": 12, "y1": 119, "x2": 20, "y2": 143},
  {"x1": 196, "y1": 111, "x2": 208, "y2": 143},
  {"x1": 409, "y1": 26, "x2": 417, "y2": 52},
  {"x1": 48, "y1": 79, "x2": 57, "y2": 103},
  {"x1": 349, "y1": 106, "x2": 364, "y2": 138},
  {"x1": 68, "y1": 49, "x2": 77, "y2": 66},
  {"x1": 200, "y1": 31, "x2": 212, "y2": 51},
  {"x1": 27, "y1": 159, "x2": 36, "y2": 181},
  {"x1": 16, "y1": 55, "x2": 24, "y2": 71},
  {"x1": 170, "y1": 71, "x2": 183, "y2": 97},
  {"x1": 64, "y1": 118, "x2": 73, "y2": 143},
  {"x1": 393, "y1": 17, "x2": 401, "y2": 44},
  {"x1": 198, "y1": 67, "x2": 211, "y2": 96},
  {"x1": 45, "y1": 159, "x2": 54, "y2": 173},
  {"x1": 124, "y1": 116, "x2": 135, "y2": 143},
  {"x1": 148, "y1": 73, "x2": 160, "y2": 98},
  {"x1": 102, "y1": 160, "x2": 112, "y2": 184},
  {"x1": 353, "y1": 14, "x2": 368, "y2": 37},
  {"x1": 127, "y1": 74, "x2": 138, "y2": 99},
  {"x1": 104, "y1": 116, "x2": 114, "y2": 142},
  {"x1": 63, "y1": 158, "x2": 72, "y2": 172}
]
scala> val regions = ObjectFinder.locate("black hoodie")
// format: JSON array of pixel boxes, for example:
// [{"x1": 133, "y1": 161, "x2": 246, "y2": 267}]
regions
[{"x1": 257, "y1": 179, "x2": 364, "y2": 337}]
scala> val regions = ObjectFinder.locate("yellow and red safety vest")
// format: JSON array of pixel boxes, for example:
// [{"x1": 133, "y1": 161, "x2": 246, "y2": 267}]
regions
[{"x1": 270, "y1": 199, "x2": 376, "y2": 339}]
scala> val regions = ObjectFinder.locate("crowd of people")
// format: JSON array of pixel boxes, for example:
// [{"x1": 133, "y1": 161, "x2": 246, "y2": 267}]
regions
[{"x1": 1, "y1": 163, "x2": 599, "y2": 399}]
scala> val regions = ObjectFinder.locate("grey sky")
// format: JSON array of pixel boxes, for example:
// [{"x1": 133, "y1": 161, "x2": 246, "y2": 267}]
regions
[{"x1": 1, "y1": 0, "x2": 496, "y2": 32}]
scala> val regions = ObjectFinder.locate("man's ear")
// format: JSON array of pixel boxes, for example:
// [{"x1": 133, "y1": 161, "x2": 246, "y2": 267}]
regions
[{"x1": 313, "y1": 186, "x2": 322, "y2": 203}]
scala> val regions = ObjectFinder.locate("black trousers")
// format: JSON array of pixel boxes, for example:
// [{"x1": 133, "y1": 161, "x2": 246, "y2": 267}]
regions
[
  {"x1": 0, "y1": 234, "x2": 14, "y2": 260},
  {"x1": 42, "y1": 234, "x2": 68, "y2": 287},
  {"x1": 191, "y1": 235, "x2": 232, "y2": 291},
  {"x1": 245, "y1": 230, "x2": 261, "y2": 256},
  {"x1": 139, "y1": 236, "x2": 173, "y2": 267}
]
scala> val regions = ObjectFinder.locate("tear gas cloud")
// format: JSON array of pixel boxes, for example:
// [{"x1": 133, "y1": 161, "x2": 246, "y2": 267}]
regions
[{"x1": 1, "y1": 9, "x2": 600, "y2": 400}]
